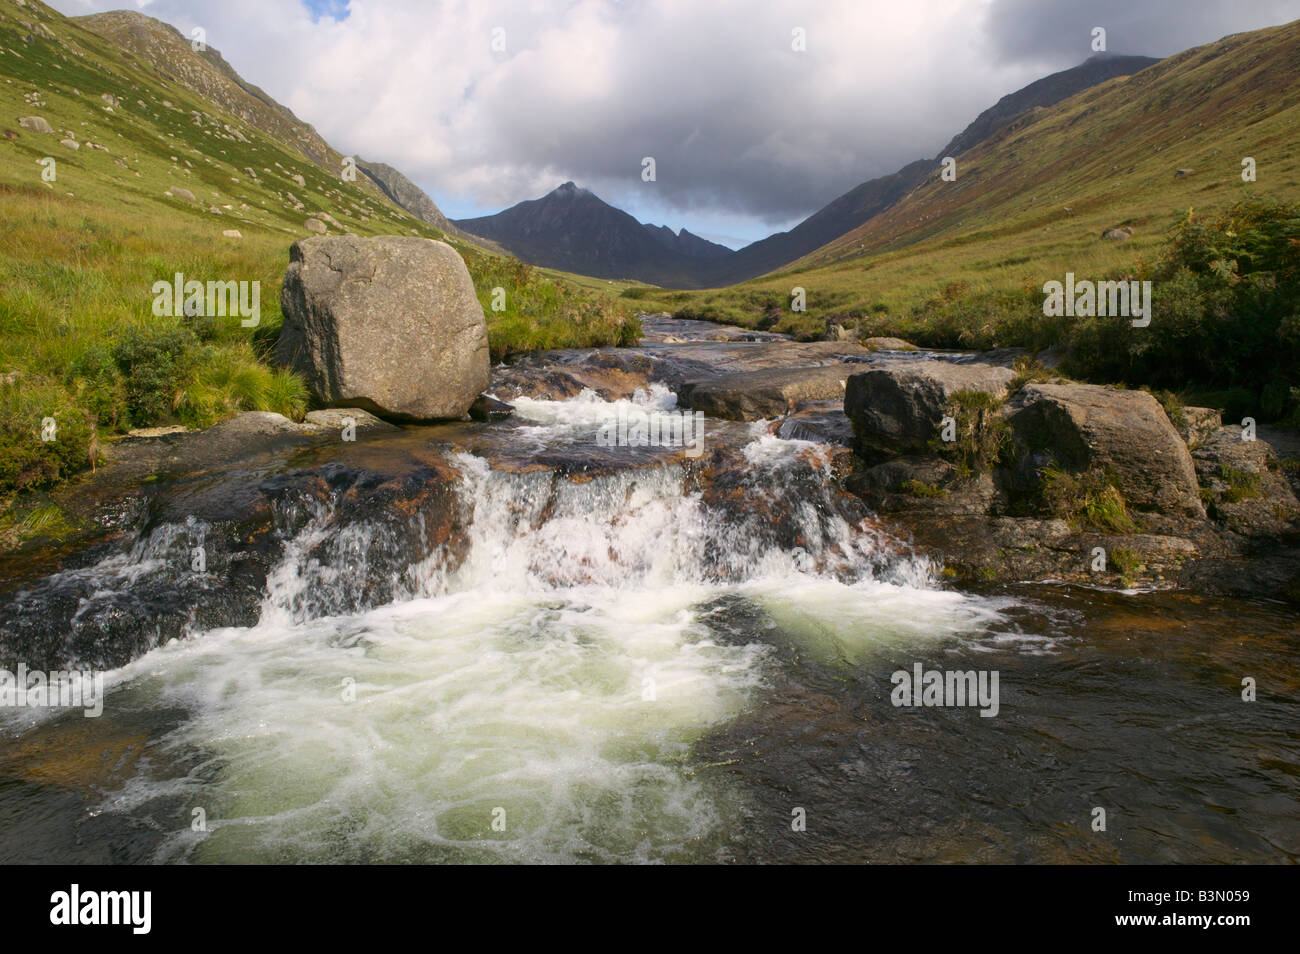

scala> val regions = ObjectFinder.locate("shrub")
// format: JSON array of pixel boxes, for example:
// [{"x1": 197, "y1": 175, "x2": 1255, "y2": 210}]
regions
[
  {"x1": 111, "y1": 325, "x2": 198, "y2": 427},
  {"x1": 0, "y1": 378, "x2": 98, "y2": 492}
]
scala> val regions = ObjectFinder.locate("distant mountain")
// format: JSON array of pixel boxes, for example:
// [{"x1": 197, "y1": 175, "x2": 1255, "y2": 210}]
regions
[
  {"x1": 798, "y1": 28, "x2": 1295, "y2": 271},
  {"x1": 454, "y1": 182, "x2": 734, "y2": 286},
  {"x1": 936, "y1": 53, "x2": 1161, "y2": 160},
  {"x1": 699, "y1": 53, "x2": 1161, "y2": 286},
  {"x1": 456, "y1": 54, "x2": 1159, "y2": 289}
]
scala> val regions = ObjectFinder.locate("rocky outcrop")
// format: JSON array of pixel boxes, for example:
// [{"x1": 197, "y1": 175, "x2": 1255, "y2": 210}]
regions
[
  {"x1": 0, "y1": 414, "x2": 465, "y2": 670},
  {"x1": 837, "y1": 359, "x2": 1300, "y2": 597},
  {"x1": 844, "y1": 359, "x2": 1017, "y2": 457},
  {"x1": 1005, "y1": 383, "x2": 1203, "y2": 516},
  {"x1": 275, "y1": 235, "x2": 490, "y2": 422},
  {"x1": 1193, "y1": 426, "x2": 1300, "y2": 540}
]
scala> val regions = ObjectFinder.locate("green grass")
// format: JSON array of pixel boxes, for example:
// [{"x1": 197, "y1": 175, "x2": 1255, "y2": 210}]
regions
[
  {"x1": 1040, "y1": 466, "x2": 1139, "y2": 533},
  {"x1": 901, "y1": 478, "x2": 947, "y2": 498},
  {"x1": 932, "y1": 389, "x2": 1009, "y2": 478},
  {"x1": 0, "y1": 499, "x2": 78, "y2": 548},
  {"x1": 1218, "y1": 464, "x2": 1263, "y2": 502}
]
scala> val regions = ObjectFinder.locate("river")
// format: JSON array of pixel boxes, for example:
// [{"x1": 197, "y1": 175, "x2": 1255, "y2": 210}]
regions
[{"x1": 0, "y1": 322, "x2": 1295, "y2": 864}]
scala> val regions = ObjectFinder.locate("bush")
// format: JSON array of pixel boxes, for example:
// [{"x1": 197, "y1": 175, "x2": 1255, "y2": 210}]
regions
[
  {"x1": 67, "y1": 344, "x2": 126, "y2": 430},
  {"x1": 1067, "y1": 199, "x2": 1300, "y2": 420},
  {"x1": 0, "y1": 379, "x2": 98, "y2": 492},
  {"x1": 111, "y1": 325, "x2": 199, "y2": 427}
]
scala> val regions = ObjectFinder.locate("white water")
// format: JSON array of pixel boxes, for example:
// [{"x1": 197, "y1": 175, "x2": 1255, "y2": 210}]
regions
[{"x1": 93, "y1": 391, "x2": 1010, "y2": 863}]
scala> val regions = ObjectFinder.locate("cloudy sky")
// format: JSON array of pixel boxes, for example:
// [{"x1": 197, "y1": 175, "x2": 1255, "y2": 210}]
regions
[{"x1": 50, "y1": 0, "x2": 1300, "y2": 247}]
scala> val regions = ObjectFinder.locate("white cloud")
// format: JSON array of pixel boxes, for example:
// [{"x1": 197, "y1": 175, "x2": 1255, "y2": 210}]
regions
[{"x1": 46, "y1": 0, "x2": 1300, "y2": 243}]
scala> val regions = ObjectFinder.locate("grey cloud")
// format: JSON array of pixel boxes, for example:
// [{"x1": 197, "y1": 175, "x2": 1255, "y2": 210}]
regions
[{"x1": 984, "y1": 0, "x2": 1300, "y2": 61}]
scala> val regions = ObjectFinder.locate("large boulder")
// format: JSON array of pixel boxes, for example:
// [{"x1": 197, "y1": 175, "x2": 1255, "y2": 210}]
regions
[
  {"x1": 844, "y1": 359, "x2": 1016, "y2": 456},
  {"x1": 275, "y1": 235, "x2": 490, "y2": 422},
  {"x1": 1006, "y1": 383, "x2": 1203, "y2": 516}
]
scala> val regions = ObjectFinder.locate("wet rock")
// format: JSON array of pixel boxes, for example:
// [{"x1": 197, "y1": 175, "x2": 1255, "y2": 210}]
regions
[
  {"x1": 0, "y1": 434, "x2": 467, "y2": 671},
  {"x1": 844, "y1": 358, "x2": 1016, "y2": 457},
  {"x1": 469, "y1": 394, "x2": 514, "y2": 422},
  {"x1": 845, "y1": 455, "x2": 996, "y2": 515},
  {"x1": 774, "y1": 402, "x2": 854, "y2": 445},
  {"x1": 897, "y1": 512, "x2": 1199, "y2": 586},
  {"x1": 1179, "y1": 547, "x2": 1300, "y2": 604},
  {"x1": 275, "y1": 235, "x2": 490, "y2": 422},
  {"x1": 678, "y1": 365, "x2": 854, "y2": 421},
  {"x1": 1006, "y1": 383, "x2": 1204, "y2": 517},
  {"x1": 490, "y1": 351, "x2": 662, "y2": 402}
]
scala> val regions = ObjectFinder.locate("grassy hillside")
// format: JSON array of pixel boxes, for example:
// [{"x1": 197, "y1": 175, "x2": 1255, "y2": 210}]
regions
[
  {"x1": 633, "y1": 20, "x2": 1300, "y2": 391},
  {"x1": 0, "y1": 0, "x2": 633, "y2": 500}
]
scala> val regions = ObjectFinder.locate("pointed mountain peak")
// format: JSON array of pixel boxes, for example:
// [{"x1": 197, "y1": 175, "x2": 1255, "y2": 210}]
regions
[{"x1": 551, "y1": 180, "x2": 591, "y2": 198}]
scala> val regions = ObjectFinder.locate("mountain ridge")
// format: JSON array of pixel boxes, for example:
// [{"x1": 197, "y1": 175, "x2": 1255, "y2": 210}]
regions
[{"x1": 454, "y1": 53, "x2": 1160, "y2": 288}]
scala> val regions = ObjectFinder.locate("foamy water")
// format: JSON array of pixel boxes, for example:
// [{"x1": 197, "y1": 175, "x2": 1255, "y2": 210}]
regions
[{"x1": 70, "y1": 390, "x2": 1016, "y2": 862}]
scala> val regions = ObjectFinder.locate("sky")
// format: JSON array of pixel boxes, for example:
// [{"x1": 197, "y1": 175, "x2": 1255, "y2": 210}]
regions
[{"x1": 49, "y1": 0, "x2": 1300, "y2": 248}]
